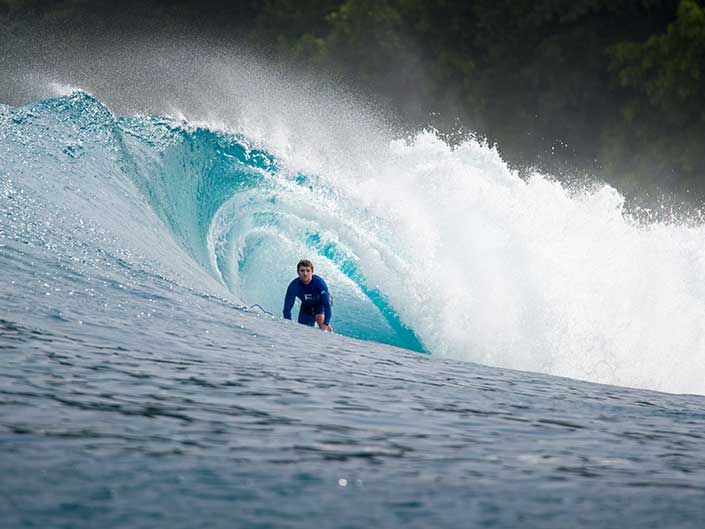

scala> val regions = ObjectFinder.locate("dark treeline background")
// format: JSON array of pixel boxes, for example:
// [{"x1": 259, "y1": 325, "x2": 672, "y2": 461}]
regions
[{"x1": 2, "y1": 0, "x2": 704, "y2": 203}]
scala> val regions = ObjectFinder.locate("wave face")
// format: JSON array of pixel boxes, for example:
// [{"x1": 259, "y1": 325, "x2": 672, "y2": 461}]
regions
[
  {"x1": 1, "y1": 92, "x2": 423, "y2": 351},
  {"x1": 2, "y1": 92, "x2": 705, "y2": 395}
]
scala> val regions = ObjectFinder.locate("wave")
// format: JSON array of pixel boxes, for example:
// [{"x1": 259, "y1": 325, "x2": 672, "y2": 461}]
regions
[
  {"x1": 2, "y1": 91, "x2": 705, "y2": 394},
  {"x1": 1, "y1": 91, "x2": 423, "y2": 350}
]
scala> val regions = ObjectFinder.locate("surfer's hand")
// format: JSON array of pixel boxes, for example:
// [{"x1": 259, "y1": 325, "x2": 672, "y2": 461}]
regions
[{"x1": 319, "y1": 324, "x2": 332, "y2": 332}]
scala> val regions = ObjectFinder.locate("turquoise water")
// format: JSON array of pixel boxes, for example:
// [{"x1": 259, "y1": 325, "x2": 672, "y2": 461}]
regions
[{"x1": 2, "y1": 92, "x2": 705, "y2": 528}]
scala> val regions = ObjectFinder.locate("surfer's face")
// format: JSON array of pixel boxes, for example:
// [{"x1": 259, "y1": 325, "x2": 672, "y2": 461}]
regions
[{"x1": 298, "y1": 266, "x2": 313, "y2": 284}]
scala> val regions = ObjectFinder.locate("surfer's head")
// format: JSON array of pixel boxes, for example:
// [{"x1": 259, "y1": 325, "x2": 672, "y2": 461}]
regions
[
  {"x1": 297, "y1": 259, "x2": 314, "y2": 284},
  {"x1": 297, "y1": 259, "x2": 314, "y2": 272}
]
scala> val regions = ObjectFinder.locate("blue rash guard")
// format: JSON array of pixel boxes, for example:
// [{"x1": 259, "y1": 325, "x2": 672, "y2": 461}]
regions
[{"x1": 283, "y1": 274, "x2": 332, "y2": 326}]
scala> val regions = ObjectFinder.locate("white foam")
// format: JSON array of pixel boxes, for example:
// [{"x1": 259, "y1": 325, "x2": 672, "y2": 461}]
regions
[
  {"x1": 46, "y1": 82, "x2": 89, "y2": 98},
  {"x1": 316, "y1": 131, "x2": 705, "y2": 395}
]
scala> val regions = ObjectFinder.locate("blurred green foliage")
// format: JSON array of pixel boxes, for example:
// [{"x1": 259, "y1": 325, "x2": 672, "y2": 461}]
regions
[
  {"x1": 2, "y1": 0, "x2": 703, "y2": 201},
  {"x1": 609, "y1": 0, "x2": 705, "y2": 195},
  {"x1": 247, "y1": 0, "x2": 705, "y2": 201}
]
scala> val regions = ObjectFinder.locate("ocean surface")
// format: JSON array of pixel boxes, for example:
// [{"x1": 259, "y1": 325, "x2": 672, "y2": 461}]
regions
[{"x1": 2, "y1": 89, "x2": 705, "y2": 528}]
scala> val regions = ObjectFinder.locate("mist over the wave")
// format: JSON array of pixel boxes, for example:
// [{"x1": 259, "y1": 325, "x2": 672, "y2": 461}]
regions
[
  {"x1": 2, "y1": 28, "x2": 705, "y2": 395},
  {"x1": 1, "y1": 25, "x2": 395, "y2": 176}
]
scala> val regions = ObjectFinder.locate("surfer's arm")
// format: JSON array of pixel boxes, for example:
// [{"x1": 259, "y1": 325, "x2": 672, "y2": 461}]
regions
[
  {"x1": 318, "y1": 278, "x2": 332, "y2": 325},
  {"x1": 315, "y1": 313, "x2": 332, "y2": 332},
  {"x1": 283, "y1": 281, "x2": 297, "y2": 320}
]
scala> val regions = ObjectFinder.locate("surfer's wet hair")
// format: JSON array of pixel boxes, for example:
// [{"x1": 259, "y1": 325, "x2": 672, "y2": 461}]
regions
[{"x1": 297, "y1": 259, "x2": 314, "y2": 271}]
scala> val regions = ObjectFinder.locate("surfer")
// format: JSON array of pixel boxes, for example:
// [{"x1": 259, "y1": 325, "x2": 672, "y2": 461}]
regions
[{"x1": 283, "y1": 259, "x2": 333, "y2": 332}]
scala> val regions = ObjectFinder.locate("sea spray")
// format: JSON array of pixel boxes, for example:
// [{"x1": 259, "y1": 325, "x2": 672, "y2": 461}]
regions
[{"x1": 307, "y1": 130, "x2": 705, "y2": 394}]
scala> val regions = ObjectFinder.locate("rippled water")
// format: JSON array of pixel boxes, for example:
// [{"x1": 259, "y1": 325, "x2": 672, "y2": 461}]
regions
[{"x1": 2, "y1": 276, "x2": 705, "y2": 528}]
